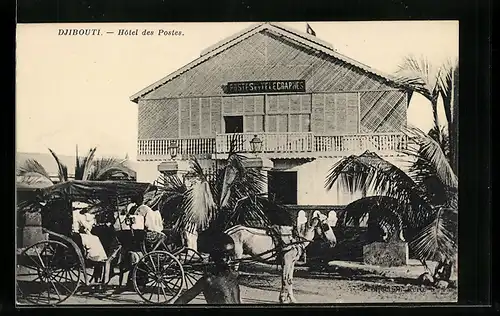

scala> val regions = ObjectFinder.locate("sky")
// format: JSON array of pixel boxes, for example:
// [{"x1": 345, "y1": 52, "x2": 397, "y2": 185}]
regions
[{"x1": 16, "y1": 21, "x2": 459, "y2": 161}]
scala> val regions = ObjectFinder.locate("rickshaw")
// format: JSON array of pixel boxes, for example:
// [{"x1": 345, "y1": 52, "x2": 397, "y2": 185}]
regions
[{"x1": 16, "y1": 180, "x2": 206, "y2": 306}]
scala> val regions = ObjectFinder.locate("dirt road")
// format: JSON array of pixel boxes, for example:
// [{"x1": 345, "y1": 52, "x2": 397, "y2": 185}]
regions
[{"x1": 18, "y1": 270, "x2": 457, "y2": 305}]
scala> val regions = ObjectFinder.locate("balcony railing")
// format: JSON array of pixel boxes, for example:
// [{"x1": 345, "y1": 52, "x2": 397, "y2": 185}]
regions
[
  {"x1": 215, "y1": 132, "x2": 314, "y2": 154},
  {"x1": 137, "y1": 132, "x2": 408, "y2": 160},
  {"x1": 137, "y1": 137, "x2": 215, "y2": 160},
  {"x1": 314, "y1": 133, "x2": 408, "y2": 153}
]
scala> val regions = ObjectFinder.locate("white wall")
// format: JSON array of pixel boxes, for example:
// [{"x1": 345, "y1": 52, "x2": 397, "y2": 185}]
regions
[
  {"x1": 275, "y1": 155, "x2": 412, "y2": 206},
  {"x1": 136, "y1": 161, "x2": 161, "y2": 183},
  {"x1": 135, "y1": 155, "x2": 414, "y2": 204}
]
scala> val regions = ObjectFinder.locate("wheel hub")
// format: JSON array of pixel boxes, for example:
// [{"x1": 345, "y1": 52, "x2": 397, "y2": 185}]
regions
[{"x1": 39, "y1": 268, "x2": 54, "y2": 281}]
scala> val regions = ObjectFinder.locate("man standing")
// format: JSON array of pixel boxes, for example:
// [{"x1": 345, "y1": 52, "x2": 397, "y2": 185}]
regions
[{"x1": 131, "y1": 195, "x2": 164, "y2": 252}]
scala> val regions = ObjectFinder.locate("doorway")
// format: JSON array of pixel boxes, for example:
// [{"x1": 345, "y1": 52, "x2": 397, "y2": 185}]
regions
[
  {"x1": 268, "y1": 171, "x2": 298, "y2": 205},
  {"x1": 224, "y1": 116, "x2": 243, "y2": 134}
]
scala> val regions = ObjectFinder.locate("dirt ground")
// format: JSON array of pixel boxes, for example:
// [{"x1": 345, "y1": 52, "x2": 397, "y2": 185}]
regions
[{"x1": 17, "y1": 265, "x2": 457, "y2": 305}]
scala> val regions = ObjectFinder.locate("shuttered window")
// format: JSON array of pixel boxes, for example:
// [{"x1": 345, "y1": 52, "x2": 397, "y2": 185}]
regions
[
  {"x1": 265, "y1": 94, "x2": 312, "y2": 133},
  {"x1": 312, "y1": 92, "x2": 359, "y2": 134}
]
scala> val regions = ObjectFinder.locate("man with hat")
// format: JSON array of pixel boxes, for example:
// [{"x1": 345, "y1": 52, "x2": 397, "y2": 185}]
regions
[{"x1": 174, "y1": 232, "x2": 241, "y2": 304}]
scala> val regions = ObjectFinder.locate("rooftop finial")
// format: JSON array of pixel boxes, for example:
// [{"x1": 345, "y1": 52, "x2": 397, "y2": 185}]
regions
[{"x1": 306, "y1": 23, "x2": 316, "y2": 36}]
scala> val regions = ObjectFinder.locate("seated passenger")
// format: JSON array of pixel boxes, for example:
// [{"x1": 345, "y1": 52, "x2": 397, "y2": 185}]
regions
[{"x1": 72, "y1": 202, "x2": 108, "y2": 263}]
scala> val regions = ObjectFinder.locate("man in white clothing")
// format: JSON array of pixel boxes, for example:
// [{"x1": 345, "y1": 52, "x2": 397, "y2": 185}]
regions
[{"x1": 131, "y1": 195, "x2": 164, "y2": 252}]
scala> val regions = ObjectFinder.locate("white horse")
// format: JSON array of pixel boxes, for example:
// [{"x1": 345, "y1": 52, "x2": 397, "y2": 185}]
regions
[{"x1": 224, "y1": 217, "x2": 336, "y2": 303}]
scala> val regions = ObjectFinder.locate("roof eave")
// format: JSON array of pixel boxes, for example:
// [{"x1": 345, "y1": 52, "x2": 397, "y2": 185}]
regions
[{"x1": 130, "y1": 22, "x2": 405, "y2": 101}]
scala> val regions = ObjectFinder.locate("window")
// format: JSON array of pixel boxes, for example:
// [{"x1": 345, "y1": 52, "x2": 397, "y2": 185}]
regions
[{"x1": 265, "y1": 94, "x2": 312, "y2": 133}]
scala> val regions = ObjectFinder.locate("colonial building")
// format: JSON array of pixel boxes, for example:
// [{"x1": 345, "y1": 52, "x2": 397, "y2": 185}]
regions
[{"x1": 131, "y1": 22, "x2": 410, "y2": 206}]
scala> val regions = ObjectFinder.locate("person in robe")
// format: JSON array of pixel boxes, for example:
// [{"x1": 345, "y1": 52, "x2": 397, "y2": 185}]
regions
[{"x1": 327, "y1": 211, "x2": 338, "y2": 227}]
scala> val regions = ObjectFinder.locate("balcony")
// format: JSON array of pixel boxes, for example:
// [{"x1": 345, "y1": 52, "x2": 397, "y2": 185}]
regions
[{"x1": 137, "y1": 132, "x2": 408, "y2": 161}]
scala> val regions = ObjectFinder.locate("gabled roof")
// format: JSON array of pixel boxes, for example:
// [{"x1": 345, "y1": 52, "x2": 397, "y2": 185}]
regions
[{"x1": 130, "y1": 22, "x2": 400, "y2": 103}]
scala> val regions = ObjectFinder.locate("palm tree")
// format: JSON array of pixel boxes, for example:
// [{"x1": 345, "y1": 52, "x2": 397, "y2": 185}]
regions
[
  {"x1": 395, "y1": 56, "x2": 458, "y2": 173},
  {"x1": 325, "y1": 126, "x2": 458, "y2": 282},
  {"x1": 438, "y1": 59, "x2": 459, "y2": 173},
  {"x1": 395, "y1": 56, "x2": 442, "y2": 141},
  {"x1": 17, "y1": 146, "x2": 134, "y2": 185},
  {"x1": 150, "y1": 144, "x2": 290, "y2": 247}
]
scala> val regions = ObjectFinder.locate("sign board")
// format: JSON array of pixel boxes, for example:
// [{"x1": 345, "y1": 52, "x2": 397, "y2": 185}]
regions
[{"x1": 226, "y1": 80, "x2": 306, "y2": 94}]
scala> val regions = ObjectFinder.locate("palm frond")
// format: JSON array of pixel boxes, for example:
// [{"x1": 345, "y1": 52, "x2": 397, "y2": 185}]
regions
[
  {"x1": 409, "y1": 207, "x2": 457, "y2": 262},
  {"x1": 155, "y1": 173, "x2": 185, "y2": 191},
  {"x1": 162, "y1": 157, "x2": 217, "y2": 232},
  {"x1": 223, "y1": 195, "x2": 273, "y2": 229},
  {"x1": 438, "y1": 59, "x2": 459, "y2": 173},
  {"x1": 216, "y1": 166, "x2": 271, "y2": 230},
  {"x1": 395, "y1": 55, "x2": 442, "y2": 131},
  {"x1": 175, "y1": 180, "x2": 216, "y2": 232},
  {"x1": 75, "y1": 147, "x2": 97, "y2": 180},
  {"x1": 153, "y1": 174, "x2": 188, "y2": 228},
  {"x1": 325, "y1": 151, "x2": 434, "y2": 228},
  {"x1": 219, "y1": 152, "x2": 247, "y2": 208},
  {"x1": 342, "y1": 196, "x2": 402, "y2": 227},
  {"x1": 17, "y1": 159, "x2": 53, "y2": 185},
  {"x1": 395, "y1": 55, "x2": 441, "y2": 102},
  {"x1": 438, "y1": 58, "x2": 458, "y2": 126},
  {"x1": 17, "y1": 173, "x2": 54, "y2": 186},
  {"x1": 48, "y1": 148, "x2": 68, "y2": 182},
  {"x1": 86, "y1": 157, "x2": 131, "y2": 181},
  {"x1": 403, "y1": 127, "x2": 458, "y2": 189},
  {"x1": 189, "y1": 157, "x2": 209, "y2": 182}
]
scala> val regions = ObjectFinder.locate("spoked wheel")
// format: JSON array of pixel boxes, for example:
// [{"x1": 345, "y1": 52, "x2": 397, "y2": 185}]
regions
[
  {"x1": 174, "y1": 248, "x2": 205, "y2": 290},
  {"x1": 132, "y1": 251, "x2": 184, "y2": 304},
  {"x1": 16, "y1": 240, "x2": 82, "y2": 306},
  {"x1": 141, "y1": 232, "x2": 176, "y2": 253}
]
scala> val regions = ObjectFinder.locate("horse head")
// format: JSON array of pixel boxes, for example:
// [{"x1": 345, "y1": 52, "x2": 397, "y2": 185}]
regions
[{"x1": 310, "y1": 217, "x2": 337, "y2": 248}]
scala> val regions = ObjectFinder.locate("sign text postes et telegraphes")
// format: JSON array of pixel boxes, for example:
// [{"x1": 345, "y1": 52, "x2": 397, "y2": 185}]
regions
[{"x1": 226, "y1": 80, "x2": 306, "y2": 94}]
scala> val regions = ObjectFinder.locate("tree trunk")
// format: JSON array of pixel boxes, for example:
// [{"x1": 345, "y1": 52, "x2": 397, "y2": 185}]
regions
[
  {"x1": 430, "y1": 99, "x2": 441, "y2": 142},
  {"x1": 448, "y1": 66, "x2": 459, "y2": 173},
  {"x1": 433, "y1": 252, "x2": 458, "y2": 282}
]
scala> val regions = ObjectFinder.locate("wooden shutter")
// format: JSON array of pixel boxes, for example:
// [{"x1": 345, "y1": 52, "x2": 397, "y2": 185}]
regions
[
  {"x1": 190, "y1": 99, "x2": 200, "y2": 136},
  {"x1": 346, "y1": 93, "x2": 359, "y2": 133},
  {"x1": 210, "y1": 97, "x2": 222, "y2": 135},
  {"x1": 200, "y1": 98, "x2": 211, "y2": 136},
  {"x1": 179, "y1": 99, "x2": 190, "y2": 137},
  {"x1": 311, "y1": 94, "x2": 325, "y2": 133}
]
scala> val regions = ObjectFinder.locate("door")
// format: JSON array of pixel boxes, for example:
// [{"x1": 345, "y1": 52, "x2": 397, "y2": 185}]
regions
[
  {"x1": 224, "y1": 116, "x2": 244, "y2": 151},
  {"x1": 268, "y1": 171, "x2": 298, "y2": 205},
  {"x1": 224, "y1": 116, "x2": 243, "y2": 133}
]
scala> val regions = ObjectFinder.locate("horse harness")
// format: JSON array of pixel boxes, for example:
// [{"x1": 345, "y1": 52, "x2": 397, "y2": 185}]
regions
[{"x1": 266, "y1": 225, "x2": 308, "y2": 265}]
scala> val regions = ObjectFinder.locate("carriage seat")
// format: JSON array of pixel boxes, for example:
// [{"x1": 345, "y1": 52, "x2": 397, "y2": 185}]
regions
[{"x1": 71, "y1": 232, "x2": 85, "y2": 252}]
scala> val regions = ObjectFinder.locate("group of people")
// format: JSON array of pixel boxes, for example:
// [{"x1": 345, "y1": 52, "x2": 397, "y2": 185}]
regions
[
  {"x1": 69, "y1": 204, "x2": 349, "y2": 304},
  {"x1": 70, "y1": 193, "x2": 241, "y2": 303},
  {"x1": 71, "y1": 194, "x2": 165, "y2": 281}
]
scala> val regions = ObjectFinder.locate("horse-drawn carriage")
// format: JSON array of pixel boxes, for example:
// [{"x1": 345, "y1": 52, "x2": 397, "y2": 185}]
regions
[{"x1": 16, "y1": 180, "x2": 206, "y2": 305}]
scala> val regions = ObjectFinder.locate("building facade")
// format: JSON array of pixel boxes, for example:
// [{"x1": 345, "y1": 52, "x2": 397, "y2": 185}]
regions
[{"x1": 131, "y1": 23, "x2": 410, "y2": 206}]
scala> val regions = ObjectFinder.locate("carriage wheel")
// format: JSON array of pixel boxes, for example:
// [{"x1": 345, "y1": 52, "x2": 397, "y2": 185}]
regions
[
  {"x1": 132, "y1": 251, "x2": 184, "y2": 304},
  {"x1": 16, "y1": 240, "x2": 82, "y2": 306},
  {"x1": 141, "y1": 232, "x2": 176, "y2": 254},
  {"x1": 174, "y1": 248, "x2": 205, "y2": 290}
]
